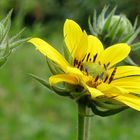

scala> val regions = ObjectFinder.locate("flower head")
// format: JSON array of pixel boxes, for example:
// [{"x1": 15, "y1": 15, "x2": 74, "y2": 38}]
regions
[{"x1": 29, "y1": 19, "x2": 140, "y2": 116}]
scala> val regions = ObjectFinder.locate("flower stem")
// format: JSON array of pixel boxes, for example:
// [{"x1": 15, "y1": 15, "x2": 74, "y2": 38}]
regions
[{"x1": 77, "y1": 101, "x2": 91, "y2": 140}]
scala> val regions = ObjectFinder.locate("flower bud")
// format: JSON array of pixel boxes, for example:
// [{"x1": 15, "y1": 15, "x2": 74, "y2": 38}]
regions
[{"x1": 89, "y1": 7, "x2": 140, "y2": 47}]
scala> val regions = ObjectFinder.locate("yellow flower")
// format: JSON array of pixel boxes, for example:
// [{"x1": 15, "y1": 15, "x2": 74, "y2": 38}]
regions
[{"x1": 29, "y1": 19, "x2": 140, "y2": 112}]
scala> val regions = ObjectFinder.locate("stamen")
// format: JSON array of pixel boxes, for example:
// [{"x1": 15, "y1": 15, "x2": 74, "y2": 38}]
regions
[
  {"x1": 80, "y1": 65, "x2": 83, "y2": 71},
  {"x1": 74, "y1": 58, "x2": 78, "y2": 66},
  {"x1": 82, "y1": 54, "x2": 86, "y2": 62},
  {"x1": 94, "y1": 75, "x2": 99, "y2": 82},
  {"x1": 100, "y1": 72, "x2": 104, "y2": 79},
  {"x1": 93, "y1": 53, "x2": 97, "y2": 62},
  {"x1": 98, "y1": 61, "x2": 101, "y2": 65},
  {"x1": 106, "y1": 62, "x2": 110, "y2": 67},
  {"x1": 77, "y1": 61, "x2": 81, "y2": 68},
  {"x1": 103, "y1": 64, "x2": 107, "y2": 70},
  {"x1": 108, "y1": 67, "x2": 117, "y2": 84},
  {"x1": 103, "y1": 75, "x2": 108, "y2": 82},
  {"x1": 86, "y1": 53, "x2": 90, "y2": 61},
  {"x1": 85, "y1": 68, "x2": 88, "y2": 75}
]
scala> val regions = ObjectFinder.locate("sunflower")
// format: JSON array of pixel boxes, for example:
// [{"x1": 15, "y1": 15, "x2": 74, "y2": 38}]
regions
[{"x1": 29, "y1": 19, "x2": 140, "y2": 115}]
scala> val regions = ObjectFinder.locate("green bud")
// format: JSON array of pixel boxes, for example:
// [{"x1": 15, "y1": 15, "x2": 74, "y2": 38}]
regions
[
  {"x1": 89, "y1": 6, "x2": 140, "y2": 47},
  {"x1": 110, "y1": 15, "x2": 133, "y2": 35}
]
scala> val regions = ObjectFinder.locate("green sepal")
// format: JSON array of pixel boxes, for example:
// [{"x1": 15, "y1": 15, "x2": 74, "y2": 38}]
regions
[
  {"x1": 124, "y1": 56, "x2": 137, "y2": 66},
  {"x1": 63, "y1": 43, "x2": 73, "y2": 64},
  {"x1": 52, "y1": 86, "x2": 70, "y2": 96},
  {"x1": 94, "y1": 100, "x2": 125, "y2": 110},
  {"x1": 46, "y1": 58, "x2": 63, "y2": 75},
  {"x1": 29, "y1": 73, "x2": 71, "y2": 96},
  {"x1": 120, "y1": 26, "x2": 140, "y2": 44},
  {"x1": 70, "y1": 90, "x2": 86, "y2": 100},
  {"x1": 29, "y1": 73, "x2": 51, "y2": 89},
  {"x1": 90, "y1": 102, "x2": 128, "y2": 117}
]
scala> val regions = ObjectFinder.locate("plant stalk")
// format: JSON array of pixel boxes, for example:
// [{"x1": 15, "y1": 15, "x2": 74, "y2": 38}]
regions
[{"x1": 77, "y1": 102, "x2": 91, "y2": 140}]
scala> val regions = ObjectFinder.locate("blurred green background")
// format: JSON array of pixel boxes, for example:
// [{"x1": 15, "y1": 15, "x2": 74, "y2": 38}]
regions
[{"x1": 0, "y1": 0, "x2": 140, "y2": 140}]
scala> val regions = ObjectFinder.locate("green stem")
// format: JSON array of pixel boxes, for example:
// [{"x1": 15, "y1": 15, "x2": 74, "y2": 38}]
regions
[{"x1": 77, "y1": 102, "x2": 91, "y2": 140}]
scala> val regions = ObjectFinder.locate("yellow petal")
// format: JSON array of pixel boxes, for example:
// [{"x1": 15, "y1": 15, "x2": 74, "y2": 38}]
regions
[
  {"x1": 114, "y1": 94, "x2": 140, "y2": 111},
  {"x1": 80, "y1": 80, "x2": 104, "y2": 98},
  {"x1": 98, "y1": 83, "x2": 129, "y2": 95},
  {"x1": 98, "y1": 43, "x2": 130, "y2": 68},
  {"x1": 73, "y1": 31, "x2": 88, "y2": 61},
  {"x1": 88, "y1": 87, "x2": 105, "y2": 99},
  {"x1": 49, "y1": 74, "x2": 79, "y2": 85},
  {"x1": 85, "y1": 35, "x2": 104, "y2": 62},
  {"x1": 64, "y1": 19, "x2": 83, "y2": 54},
  {"x1": 111, "y1": 76, "x2": 140, "y2": 94},
  {"x1": 28, "y1": 38, "x2": 70, "y2": 72},
  {"x1": 109, "y1": 66, "x2": 140, "y2": 79},
  {"x1": 98, "y1": 83, "x2": 140, "y2": 111}
]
